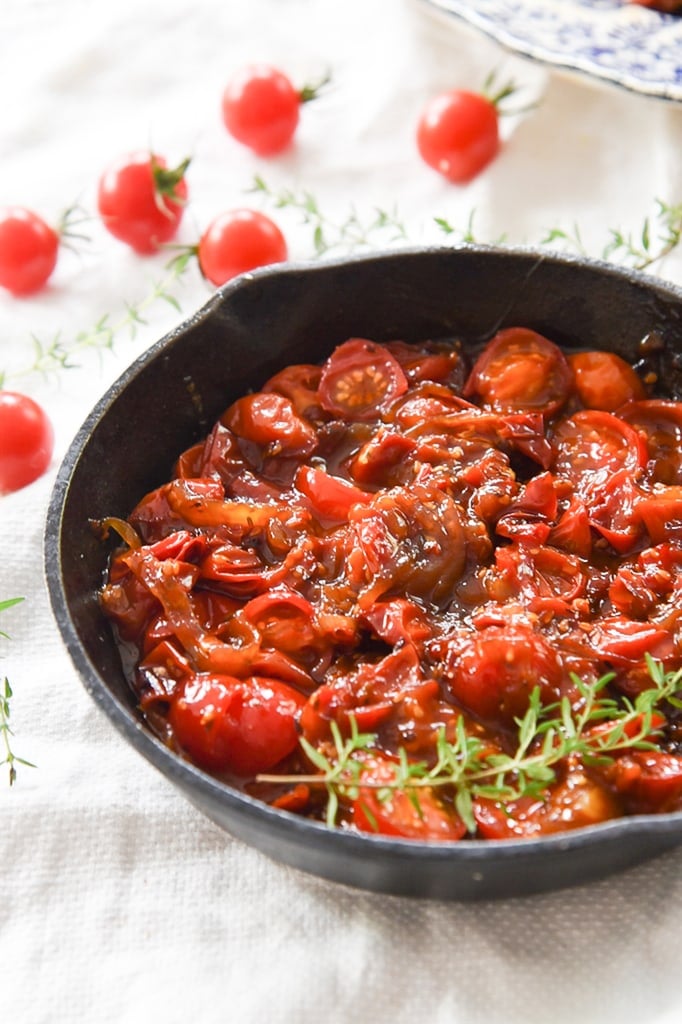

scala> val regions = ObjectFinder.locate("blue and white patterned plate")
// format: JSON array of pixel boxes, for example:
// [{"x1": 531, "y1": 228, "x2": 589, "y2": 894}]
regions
[{"x1": 419, "y1": 0, "x2": 682, "y2": 102}]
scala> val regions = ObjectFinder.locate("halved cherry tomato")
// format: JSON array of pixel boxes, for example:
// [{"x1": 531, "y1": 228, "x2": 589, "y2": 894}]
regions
[
  {"x1": 568, "y1": 350, "x2": 646, "y2": 411},
  {"x1": 464, "y1": 328, "x2": 574, "y2": 414},
  {"x1": 318, "y1": 338, "x2": 408, "y2": 420},
  {"x1": 637, "y1": 487, "x2": 682, "y2": 544},
  {"x1": 619, "y1": 399, "x2": 682, "y2": 486},
  {"x1": 169, "y1": 673, "x2": 305, "y2": 774},
  {"x1": 352, "y1": 757, "x2": 466, "y2": 840},
  {"x1": 262, "y1": 364, "x2": 323, "y2": 419},
  {"x1": 552, "y1": 410, "x2": 647, "y2": 490}
]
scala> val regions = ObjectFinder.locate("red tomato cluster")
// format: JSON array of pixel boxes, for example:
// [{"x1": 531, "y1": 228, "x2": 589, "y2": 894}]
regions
[{"x1": 100, "y1": 329, "x2": 682, "y2": 841}]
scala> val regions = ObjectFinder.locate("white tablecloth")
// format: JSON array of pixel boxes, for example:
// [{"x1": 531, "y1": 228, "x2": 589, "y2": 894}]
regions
[{"x1": 2, "y1": 1, "x2": 682, "y2": 1021}]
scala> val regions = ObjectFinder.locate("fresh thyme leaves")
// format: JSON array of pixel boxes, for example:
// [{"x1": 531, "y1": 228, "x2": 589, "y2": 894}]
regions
[
  {"x1": 258, "y1": 656, "x2": 682, "y2": 834},
  {"x1": 252, "y1": 176, "x2": 682, "y2": 275},
  {"x1": 0, "y1": 257, "x2": 192, "y2": 387},
  {"x1": 0, "y1": 677, "x2": 35, "y2": 787},
  {"x1": 249, "y1": 175, "x2": 409, "y2": 256},
  {"x1": 542, "y1": 201, "x2": 682, "y2": 271},
  {"x1": 0, "y1": 598, "x2": 34, "y2": 786}
]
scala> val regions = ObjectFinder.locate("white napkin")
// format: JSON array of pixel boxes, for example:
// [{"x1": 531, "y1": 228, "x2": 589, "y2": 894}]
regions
[{"x1": 2, "y1": 1, "x2": 682, "y2": 1021}]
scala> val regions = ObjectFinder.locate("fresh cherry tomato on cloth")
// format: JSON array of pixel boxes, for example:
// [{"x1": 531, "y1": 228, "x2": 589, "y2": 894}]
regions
[
  {"x1": 198, "y1": 209, "x2": 287, "y2": 287},
  {"x1": 222, "y1": 64, "x2": 326, "y2": 155},
  {"x1": 0, "y1": 207, "x2": 59, "y2": 295},
  {"x1": 318, "y1": 338, "x2": 408, "y2": 420},
  {"x1": 170, "y1": 673, "x2": 305, "y2": 774},
  {"x1": 0, "y1": 391, "x2": 54, "y2": 495},
  {"x1": 97, "y1": 152, "x2": 189, "y2": 254},
  {"x1": 416, "y1": 88, "x2": 499, "y2": 184},
  {"x1": 464, "y1": 328, "x2": 573, "y2": 414}
]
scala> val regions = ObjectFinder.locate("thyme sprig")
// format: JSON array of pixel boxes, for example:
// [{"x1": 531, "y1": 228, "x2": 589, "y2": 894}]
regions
[
  {"x1": 249, "y1": 175, "x2": 409, "y2": 256},
  {"x1": 0, "y1": 598, "x2": 34, "y2": 786},
  {"x1": 259, "y1": 656, "x2": 682, "y2": 833},
  {"x1": 253, "y1": 176, "x2": 682, "y2": 275},
  {"x1": 0, "y1": 257, "x2": 192, "y2": 387}
]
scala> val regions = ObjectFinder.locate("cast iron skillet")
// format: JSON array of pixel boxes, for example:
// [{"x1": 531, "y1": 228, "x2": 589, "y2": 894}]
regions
[{"x1": 45, "y1": 246, "x2": 682, "y2": 901}]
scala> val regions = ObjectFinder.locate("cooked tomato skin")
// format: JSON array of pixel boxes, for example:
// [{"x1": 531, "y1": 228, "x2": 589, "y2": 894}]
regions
[
  {"x1": 568, "y1": 350, "x2": 646, "y2": 411},
  {"x1": 464, "y1": 328, "x2": 574, "y2": 414}
]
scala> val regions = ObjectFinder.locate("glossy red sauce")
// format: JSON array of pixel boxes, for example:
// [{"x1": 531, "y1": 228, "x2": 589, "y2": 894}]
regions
[{"x1": 100, "y1": 331, "x2": 682, "y2": 840}]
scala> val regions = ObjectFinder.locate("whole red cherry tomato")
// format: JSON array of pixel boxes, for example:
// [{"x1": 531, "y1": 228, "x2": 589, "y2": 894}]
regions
[
  {"x1": 445, "y1": 624, "x2": 565, "y2": 730},
  {"x1": 0, "y1": 207, "x2": 59, "y2": 295},
  {"x1": 416, "y1": 89, "x2": 499, "y2": 184},
  {"x1": 97, "y1": 152, "x2": 189, "y2": 254},
  {"x1": 0, "y1": 391, "x2": 54, "y2": 494},
  {"x1": 197, "y1": 209, "x2": 287, "y2": 287},
  {"x1": 464, "y1": 328, "x2": 574, "y2": 414},
  {"x1": 222, "y1": 64, "x2": 326, "y2": 155},
  {"x1": 169, "y1": 673, "x2": 305, "y2": 774}
]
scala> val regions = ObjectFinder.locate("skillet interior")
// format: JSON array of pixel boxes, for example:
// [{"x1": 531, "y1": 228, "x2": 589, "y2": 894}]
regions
[{"x1": 45, "y1": 246, "x2": 682, "y2": 900}]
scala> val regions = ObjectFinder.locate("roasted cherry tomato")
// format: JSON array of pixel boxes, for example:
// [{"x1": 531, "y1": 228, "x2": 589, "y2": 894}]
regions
[
  {"x1": 464, "y1": 328, "x2": 573, "y2": 414},
  {"x1": 97, "y1": 152, "x2": 188, "y2": 254},
  {"x1": 444, "y1": 624, "x2": 565, "y2": 730},
  {"x1": 0, "y1": 207, "x2": 59, "y2": 295},
  {"x1": 474, "y1": 766, "x2": 620, "y2": 839},
  {"x1": 197, "y1": 209, "x2": 287, "y2": 286},
  {"x1": 416, "y1": 89, "x2": 499, "y2": 184},
  {"x1": 318, "y1": 338, "x2": 408, "y2": 420},
  {"x1": 169, "y1": 673, "x2": 305, "y2": 774},
  {"x1": 552, "y1": 410, "x2": 647, "y2": 489},
  {"x1": 568, "y1": 350, "x2": 646, "y2": 411},
  {"x1": 223, "y1": 392, "x2": 317, "y2": 455},
  {"x1": 0, "y1": 391, "x2": 54, "y2": 494},
  {"x1": 352, "y1": 757, "x2": 467, "y2": 840},
  {"x1": 619, "y1": 399, "x2": 682, "y2": 486}
]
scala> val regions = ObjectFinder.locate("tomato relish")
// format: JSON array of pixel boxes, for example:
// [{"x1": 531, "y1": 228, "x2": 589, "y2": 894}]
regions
[{"x1": 100, "y1": 331, "x2": 682, "y2": 841}]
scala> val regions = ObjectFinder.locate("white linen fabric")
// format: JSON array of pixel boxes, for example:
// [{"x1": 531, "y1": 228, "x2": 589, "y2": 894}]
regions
[{"x1": 2, "y1": 1, "x2": 682, "y2": 1021}]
